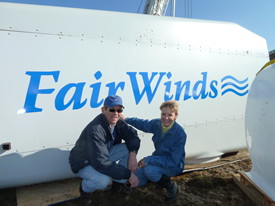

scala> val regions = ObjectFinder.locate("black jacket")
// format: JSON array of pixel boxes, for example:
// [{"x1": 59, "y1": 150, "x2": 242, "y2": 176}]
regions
[{"x1": 69, "y1": 113, "x2": 140, "y2": 180}]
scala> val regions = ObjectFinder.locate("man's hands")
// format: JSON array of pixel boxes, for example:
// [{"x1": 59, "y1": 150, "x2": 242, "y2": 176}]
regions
[
  {"x1": 128, "y1": 151, "x2": 138, "y2": 173},
  {"x1": 129, "y1": 172, "x2": 139, "y2": 188},
  {"x1": 128, "y1": 155, "x2": 147, "y2": 188},
  {"x1": 127, "y1": 151, "x2": 139, "y2": 188}
]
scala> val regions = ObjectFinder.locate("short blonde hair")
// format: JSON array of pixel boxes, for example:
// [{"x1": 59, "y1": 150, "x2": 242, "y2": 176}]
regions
[{"x1": 159, "y1": 100, "x2": 179, "y2": 116}]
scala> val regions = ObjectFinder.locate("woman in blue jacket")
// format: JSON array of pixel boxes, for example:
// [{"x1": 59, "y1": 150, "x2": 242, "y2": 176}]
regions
[{"x1": 121, "y1": 100, "x2": 187, "y2": 203}]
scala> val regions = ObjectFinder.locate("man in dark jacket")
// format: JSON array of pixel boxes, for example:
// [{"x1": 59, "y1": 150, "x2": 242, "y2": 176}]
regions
[{"x1": 69, "y1": 95, "x2": 140, "y2": 205}]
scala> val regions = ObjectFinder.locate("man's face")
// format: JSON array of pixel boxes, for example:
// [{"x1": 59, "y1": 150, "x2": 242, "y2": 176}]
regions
[{"x1": 102, "y1": 105, "x2": 123, "y2": 125}]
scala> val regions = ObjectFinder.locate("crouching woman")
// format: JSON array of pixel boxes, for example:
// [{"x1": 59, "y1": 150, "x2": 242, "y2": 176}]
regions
[{"x1": 121, "y1": 100, "x2": 187, "y2": 203}]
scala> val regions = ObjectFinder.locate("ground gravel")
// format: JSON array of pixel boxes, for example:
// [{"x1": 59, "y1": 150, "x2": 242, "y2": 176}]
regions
[{"x1": 0, "y1": 150, "x2": 255, "y2": 206}]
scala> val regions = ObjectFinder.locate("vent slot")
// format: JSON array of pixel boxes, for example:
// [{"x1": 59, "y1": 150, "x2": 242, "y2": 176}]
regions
[{"x1": 2, "y1": 142, "x2": 11, "y2": 151}]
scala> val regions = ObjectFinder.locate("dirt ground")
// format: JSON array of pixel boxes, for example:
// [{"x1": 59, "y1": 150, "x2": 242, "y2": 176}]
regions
[{"x1": 0, "y1": 149, "x2": 255, "y2": 206}]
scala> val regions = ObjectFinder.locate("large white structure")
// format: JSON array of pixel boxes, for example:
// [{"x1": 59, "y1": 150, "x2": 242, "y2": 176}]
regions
[
  {"x1": 0, "y1": 2, "x2": 269, "y2": 188},
  {"x1": 245, "y1": 62, "x2": 275, "y2": 201}
]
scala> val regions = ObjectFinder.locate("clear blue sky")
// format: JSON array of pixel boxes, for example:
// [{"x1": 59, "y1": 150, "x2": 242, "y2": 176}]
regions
[{"x1": 1, "y1": 0, "x2": 275, "y2": 52}]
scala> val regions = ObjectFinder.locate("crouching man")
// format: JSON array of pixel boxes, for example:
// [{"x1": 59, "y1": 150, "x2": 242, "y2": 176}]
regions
[{"x1": 69, "y1": 95, "x2": 140, "y2": 206}]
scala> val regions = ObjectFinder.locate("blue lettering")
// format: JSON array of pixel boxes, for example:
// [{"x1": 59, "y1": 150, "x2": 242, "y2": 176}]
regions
[
  {"x1": 193, "y1": 72, "x2": 208, "y2": 100},
  {"x1": 22, "y1": 70, "x2": 241, "y2": 113},
  {"x1": 90, "y1": 71, "x2": 103, "y2": 108},
  {"x1": 55, "y1": 83, "x2": 87, "y2": 111},
  {"x1": 24, "y1": 71, "x2": 59, "y2": 113},
  {"x1": 164, "y1": 72, "x2": 173, "y2": 101},
  {"x1": 209, "y1": 80, "x2": 218, "y2": 98},
  {"x1": 127, "y1": 72, "x2": 166, "y2": 104},
  {"x1": 175, "y1": 80, "x2": 191, "y2": 101},
  {"x1": 106, "y1": 82, "x2": 125, "y2": 96}
]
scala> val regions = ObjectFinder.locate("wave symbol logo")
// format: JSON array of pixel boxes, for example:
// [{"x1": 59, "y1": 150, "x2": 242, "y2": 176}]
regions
[{"x1": 221, "y1": 75, "x2": 249, "y2": 96}]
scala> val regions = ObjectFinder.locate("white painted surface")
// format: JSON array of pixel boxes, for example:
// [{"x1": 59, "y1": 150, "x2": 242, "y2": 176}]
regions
[{"x1": 0, "y1": 2, "x2": 269, "y2": 188}]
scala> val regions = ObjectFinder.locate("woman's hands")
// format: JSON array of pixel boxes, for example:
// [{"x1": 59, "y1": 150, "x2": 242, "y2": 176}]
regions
[
  {"x1": 138, "y1": 158, "x2": 145, "y2": 168},
  {"x1": 120, "y1": 114, "x2": 126, "y2": 120}
]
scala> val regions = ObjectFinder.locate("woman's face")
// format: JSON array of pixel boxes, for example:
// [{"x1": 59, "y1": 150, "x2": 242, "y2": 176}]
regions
[{"x1": 161, "y1": 107, "x2": 178, "y2": 127}]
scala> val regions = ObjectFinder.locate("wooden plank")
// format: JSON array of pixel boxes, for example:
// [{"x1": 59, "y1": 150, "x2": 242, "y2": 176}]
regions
[
  {"x1": 16, "y1": 178, "x2": 81, "y2": 206},
  {"x1": 240, "y1": 173, "x2": 275, "y2": 206},
  {"x1": 233, "y1": 173, "x2": 262, "y2": 206},
  {"x1": 233, "y1": 173, "x2": 275, "y2": 206}
]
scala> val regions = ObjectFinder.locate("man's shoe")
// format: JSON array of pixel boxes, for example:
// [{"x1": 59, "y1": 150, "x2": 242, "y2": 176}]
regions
[
  {"x1": 79, "y1": 184, "x2": 92, "y2": 206},
  {"x1": 112, "y1": 181, "x2": 136, "y2": 193}
]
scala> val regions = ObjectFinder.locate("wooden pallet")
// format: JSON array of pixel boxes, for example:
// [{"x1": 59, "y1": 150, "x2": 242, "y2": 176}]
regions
[
  {"x1": 233, "y1": 172, "x2": 275, "y2": 206},
  {"x1": 16, "y1": 178, "x2": 81, "y2": 206},
  {"x1": 16, "y1": 178, "x2": 113, "y2": 206}
]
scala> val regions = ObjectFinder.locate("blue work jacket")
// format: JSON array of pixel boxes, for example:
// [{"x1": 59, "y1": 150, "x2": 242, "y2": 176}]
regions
[{"x1": 125, "y1": 117, "x2": 187, "y2": 176}]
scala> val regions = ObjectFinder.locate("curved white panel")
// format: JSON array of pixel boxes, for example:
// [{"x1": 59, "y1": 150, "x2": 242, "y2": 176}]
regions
[{"x1": 245, "y1": 63, "x2": 275, "y2": 201}]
